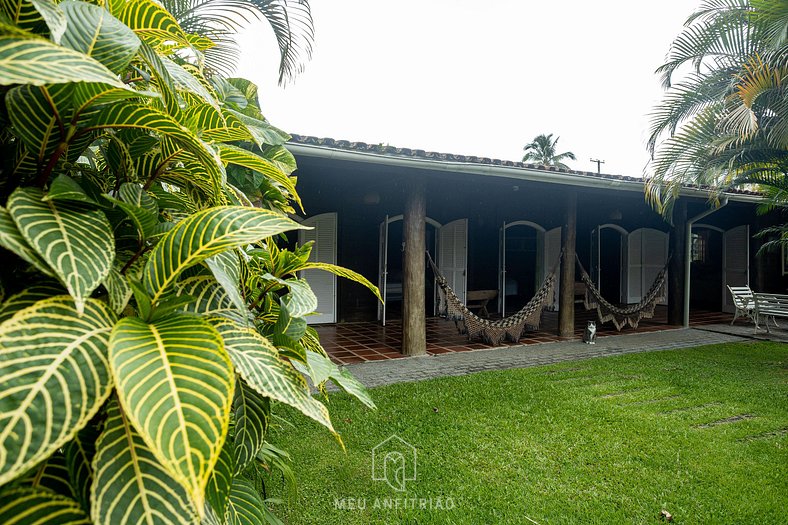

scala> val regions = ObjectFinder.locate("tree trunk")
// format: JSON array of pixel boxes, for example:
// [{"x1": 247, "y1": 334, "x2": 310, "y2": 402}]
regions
[
  {"x1": 402, "y1": 177, "x2": 427, "y2": 356},
  {"x1": 668, "y1": 200, "x2": 687, "y2": 325},
  {"x1": 559, "y1": 191, "x2": 577, "y2": 337}
]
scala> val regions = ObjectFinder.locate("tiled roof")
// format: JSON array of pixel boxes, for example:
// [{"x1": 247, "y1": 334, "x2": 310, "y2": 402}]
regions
[
  {"x1": 287, "y1": 134, "x2": 760, "y2": 197},
  {"x1": 288, "y1": 134, "x2": 642, "y2": 182}
]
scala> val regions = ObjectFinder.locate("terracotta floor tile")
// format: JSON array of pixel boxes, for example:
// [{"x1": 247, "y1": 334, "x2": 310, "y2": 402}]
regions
[{"x1": 314, "y1": 308, "x2": 732, "y2": 363}]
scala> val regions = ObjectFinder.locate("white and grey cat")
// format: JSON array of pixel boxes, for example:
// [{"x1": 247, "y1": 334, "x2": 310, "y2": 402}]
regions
[{"x1": 583, "y1": 321, "x2": 597, "y2": 344}]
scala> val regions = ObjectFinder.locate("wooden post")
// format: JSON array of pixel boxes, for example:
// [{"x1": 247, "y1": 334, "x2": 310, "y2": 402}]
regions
[
  {"x1": 558, "y1": 191, "x2": 577, "y2": 338},
  {"x1": 668, "y1": 200, "x2": 687, "y2": 325},
  {"x1": 402, "y1": 177, "x2": 427, "y2": 356}
]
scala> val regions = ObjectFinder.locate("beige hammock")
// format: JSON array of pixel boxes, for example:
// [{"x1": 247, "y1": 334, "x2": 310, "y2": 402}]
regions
[
  {"x1": 427, "y1": 251, "x2": 561, "y2": 345},
  {"x1": 576, "y1": 254, "x2": 668, "y2": 330}
]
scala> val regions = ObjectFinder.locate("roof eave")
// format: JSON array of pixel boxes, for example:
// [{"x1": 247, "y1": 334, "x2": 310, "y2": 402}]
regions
[{"x1": 286, "y1": 142, "x2": 765, "y2": 204}]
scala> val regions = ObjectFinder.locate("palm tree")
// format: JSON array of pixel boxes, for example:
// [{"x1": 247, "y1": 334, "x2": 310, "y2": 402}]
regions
[
  {"x1": 164, "y1": 0, "x2": 314, "y2": 82},
  {"x1": 646, "y1": 0, "x2": 788, "y2": 224},
  {"x1": 522, "y1": 134, "x2": 576, "y2": 169}
]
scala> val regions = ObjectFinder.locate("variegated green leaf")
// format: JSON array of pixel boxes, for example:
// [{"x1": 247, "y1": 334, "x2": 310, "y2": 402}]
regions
[
  {"x1": 29, "y1": 0, "x2": 66, "y2": 43},
  {"x1": 306, "y1": 350, "x2": 375, "y2": 409},
  {"x1": 205, "y1": 250, "x2": 248, "y2": 316},
  {"x1": 0, "y1": 282, "x2": 64, "y2": 323},
  {"x1": 211, "y1": 77, "x2": 246, "y2": 108},
  {"x1": 60, "y1": 1, "x2": 140, "y2": 74},
  {"x1": 82, "y1": 103, "x2": 225, "y2": 198},
  {"x1": 91, "y1": 399, "x2": 198, "y2": 525},
  {"x1": 0, "y1": 0, "x2": 63, "y2": 40},
  {"x1": 6, "y1": 83, "x2": 73, "y2": 172},
  {"x1": 0, "y1": 207, "x2": 55, "y2": 277},
  {"x1": 226, "y1": 477, "x2": 266, "y2": 525},
  {"x1": 232, "y1": 379, "x2": 269, "y2": 475},
  {"x1": 162, "y1": 58, "x2": 216, "y2": 108},
  {"x1": 271, "y1": 300, "x2": 306, "y2": 351},
  {"x1": 202, "y1": 503, "x2": 223, "y2": 525},
  {"x1": 19, "y1": 451, "x2": 74, "y2": 499},
  {"x1": 119, "y1": 182, "x2": 157, "y2": 214},
  {"x1": 212, "y1": 319, "x2": 335, "y2": 434},
  {"x1": 72, "y1": 81, "x2": 155, "y2": 113},
  {"x1": 0, "y1": 35, "x2": 124, "y2": 86},
  {"x1": 262, "y1": 274, "x2": 316, "y2": 318},
  {"x1": 265, "y1": 145, "x2": 297, "y2": 175},
  {"x1": 102, "y1": 134, "x2": 135, "y2": 180},
  {"x1": 8, "y1": 188, "x2": 114, "y2": 313},
  {"x1": 102, "y1": 194, "x2": 158, "y2": 241},
  {"x1": 218, "y1": 144, "x2": 300, "y2": 209},
  {"x1": 111, "y1": 0, "x2": 192, "y2": 48},
  {"x1": 64, "y1": 425, "x2": 97, "y2": 514},
  {"x1": 136, "y1": 39, "x2": 181, "y2": 116},
  {"x1": 194, "y1": 108, "x2": 254, "y2": 144},
  {"x1": 224, "y1": 109, "x2": 288, "y2": 148},
  {"x1": 109, "y1": 315, "x2": 234, "y2": 511},
  {"x1": 0, "y1": 487, "x2": 90, "y2": 524},
  {"x1": 205, "y1": 434, "x2": 233, "y2": 524},
  {"x1": 175, "y1": 275, "x2": 250, "y2": 324},
  {"x1": 43, "y1": 174, "x2": 98, "y2": 205},
  {"x1": 0, "y1": 297, "x2": 115, "y2": 486},
  {"x1": 143, "y1": 206, "x2": 302, "y2": 303},
  {"x1": 101, "y1": 266, "x2": 132, "y2": 314},
  {"x1": 301, "y1": 261, "x2": 383, "y2": 302}
]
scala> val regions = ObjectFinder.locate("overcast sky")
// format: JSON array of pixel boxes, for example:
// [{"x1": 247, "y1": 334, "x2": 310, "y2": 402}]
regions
[{"x1": 236, "y1": 0, "x2": 694, "y2": 177}]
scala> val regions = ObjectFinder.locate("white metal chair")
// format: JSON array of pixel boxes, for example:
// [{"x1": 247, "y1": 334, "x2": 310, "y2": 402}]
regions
[{"x1": 727, "y1": 285, "x2": 755, "y2": 325}]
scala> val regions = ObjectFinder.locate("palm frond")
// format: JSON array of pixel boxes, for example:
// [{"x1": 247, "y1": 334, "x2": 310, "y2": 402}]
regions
[{"x1": 162, "y1": 0, "x2": 314, "y2": 82}]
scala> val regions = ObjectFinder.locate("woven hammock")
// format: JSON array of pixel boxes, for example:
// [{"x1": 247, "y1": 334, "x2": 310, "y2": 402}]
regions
[
  {"x1": 427, "y1": 252, "x2": 560, "y2": 345},
  {"x1": 576, "y1": 255, "x2": 668, "y2": 331}
]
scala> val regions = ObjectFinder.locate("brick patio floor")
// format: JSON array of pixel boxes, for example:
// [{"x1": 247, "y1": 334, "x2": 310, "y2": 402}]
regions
[{"x1": 316, "y1": 306, "x2": 735, "y2": 365}]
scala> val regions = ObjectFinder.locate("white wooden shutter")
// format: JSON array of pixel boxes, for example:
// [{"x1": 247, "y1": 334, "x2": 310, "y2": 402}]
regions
[
  {"x1": 722, "y1": 225, "x2": 749, "y2": 313},
  {"x1": 544, "y1": 227, "x2": 562, "y2": 310},
  {"x1": 627, "y1": 228, "x2": 668, "y2": 304},
  {"x1": 438, "y1": 219, "x2": 468, "y2": 304},
  {"x1": 642, "y1": 228, "x2": 669, "y2": 306},
  {"x1": 299, "y1": 213, "x2": 337, "y2": 324}
]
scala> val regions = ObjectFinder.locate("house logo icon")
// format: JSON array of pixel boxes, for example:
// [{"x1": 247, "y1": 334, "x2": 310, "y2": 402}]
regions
[{"x1": 371, "y1": 434, "x2": 417, "y2": 492}]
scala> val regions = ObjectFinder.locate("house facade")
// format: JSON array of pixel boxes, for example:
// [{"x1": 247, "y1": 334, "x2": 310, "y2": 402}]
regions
[{"x1": 287, "y1": 135, "x2": 787, "y2": 354}]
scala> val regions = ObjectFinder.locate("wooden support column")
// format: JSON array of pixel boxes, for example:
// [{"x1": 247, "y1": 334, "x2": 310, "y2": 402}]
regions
[
  {"x1": 558, "y1": 191, "x2": 577, "y2": 338},
  {"x1": 402, "y1": 177, "x2": 427, "y2": 356},
  {"x1": 668, "y1": 200, "x2": 687, "y2": 325}
]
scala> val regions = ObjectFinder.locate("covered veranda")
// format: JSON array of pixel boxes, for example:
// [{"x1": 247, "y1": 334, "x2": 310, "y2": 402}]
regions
[{"x1": 288, "y1": 136, "x2": 785, "y2": 358}]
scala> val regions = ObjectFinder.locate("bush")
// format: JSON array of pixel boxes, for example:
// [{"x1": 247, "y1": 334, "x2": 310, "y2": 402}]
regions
[{"x1": 0, "y1": 1, "x2": 377, "y2": 523}]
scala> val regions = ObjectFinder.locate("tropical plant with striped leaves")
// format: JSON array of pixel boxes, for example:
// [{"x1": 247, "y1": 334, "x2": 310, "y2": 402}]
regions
[{"x1": 0, "y1": 1, "x2": 378, "y2": 523}]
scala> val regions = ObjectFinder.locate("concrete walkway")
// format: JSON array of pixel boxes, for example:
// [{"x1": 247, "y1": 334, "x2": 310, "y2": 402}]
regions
[
  {"x1": 343, "y1": 327, "x2": 753, "y2": 389},
  {"x1": 694, "y1": 322, "x2": 788, "y2": 343}
]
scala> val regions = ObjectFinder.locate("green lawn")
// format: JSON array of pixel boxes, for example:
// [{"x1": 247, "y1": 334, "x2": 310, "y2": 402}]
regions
[{"x1": 267, "y1": 342, "x2": 788, "y2": 524}]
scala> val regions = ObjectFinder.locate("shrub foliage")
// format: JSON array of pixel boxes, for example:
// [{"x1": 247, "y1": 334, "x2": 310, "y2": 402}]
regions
[{"x1": 0, "y1": 0, "x2": 377, "y2": 523}]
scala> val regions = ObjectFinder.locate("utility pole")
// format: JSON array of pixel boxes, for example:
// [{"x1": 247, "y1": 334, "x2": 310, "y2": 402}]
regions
[{"x1": 590, "y1": 158, "x2": 605, "y2": 174}]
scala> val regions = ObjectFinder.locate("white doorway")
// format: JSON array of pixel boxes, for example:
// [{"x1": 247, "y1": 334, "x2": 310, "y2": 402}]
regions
[
  {"x1": 377, "y1": 215, "x2": 448, "y2": 325},
  {"x1": 498, "y1": 221, "x2": 561, "y2": 316},
  {"x1": 591, "y1": 224, "x2": 628, "y2": 304}
]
